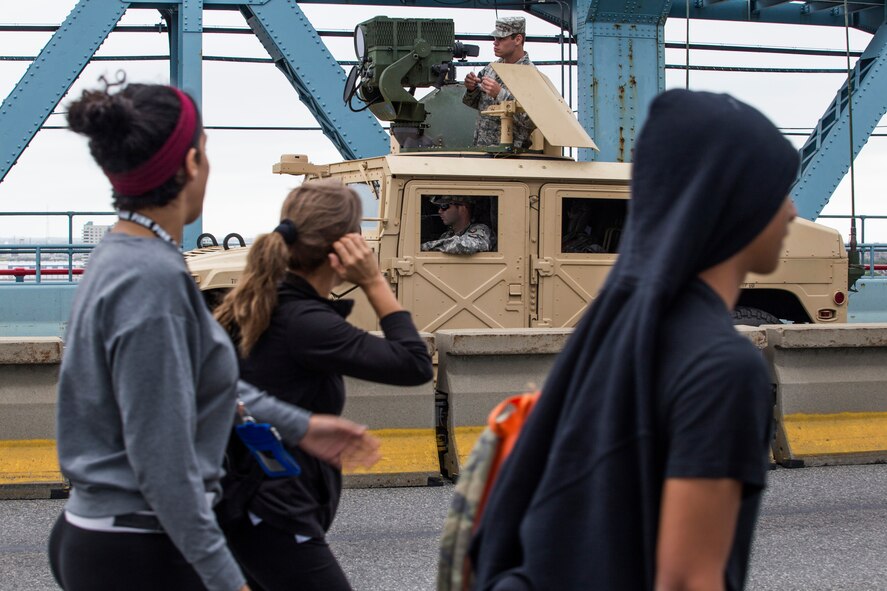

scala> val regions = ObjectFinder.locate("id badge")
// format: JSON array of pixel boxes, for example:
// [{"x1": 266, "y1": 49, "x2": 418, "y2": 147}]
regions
[{"x1": 235, "y1": 402, "x2": 301, "y2": 478}]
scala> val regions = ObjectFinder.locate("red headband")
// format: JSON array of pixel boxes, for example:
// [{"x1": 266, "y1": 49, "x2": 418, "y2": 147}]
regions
[{"x1": 105, "y1": 86, "x2": 199, "y2": 196}]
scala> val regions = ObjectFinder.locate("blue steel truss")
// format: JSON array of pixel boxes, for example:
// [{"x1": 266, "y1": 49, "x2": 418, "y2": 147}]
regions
[
  {"x1": 0, "y1": 0, "x2": 127, "y2": 182},
  {"x1": 242, "y1": 1, "x2": 390, "y2": 161},
  {"x1": 791, "y1": 22, "x2": 887, "y2": 220},
  {"x1": 0, "y1": 0, "x2": 389, "y2": 247}
]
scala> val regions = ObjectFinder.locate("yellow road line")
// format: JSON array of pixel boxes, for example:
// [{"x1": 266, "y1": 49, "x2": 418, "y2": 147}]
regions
[
  {"x1": 0, "y1": 440, "x2": 62, "y2": 485},
  {"x1": 453, "y1": 426, "x2": 486, "y2": 469},
  {"x1": 343, "y1": 428, "x2": 440, "y2": 476},
  {"x1": 783, "y1": 412, "x2": 887, "y2": 457},
  {"x1": 2, "y1": 429, "x2": 441, "y2": 486}
]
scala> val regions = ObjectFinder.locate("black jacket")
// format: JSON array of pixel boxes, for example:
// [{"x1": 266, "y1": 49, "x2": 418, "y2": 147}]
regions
[{"x1": 223, "y1": 273, "x2": 433, "y2": 538}]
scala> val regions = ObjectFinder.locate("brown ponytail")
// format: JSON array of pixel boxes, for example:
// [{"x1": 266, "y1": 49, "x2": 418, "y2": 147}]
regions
[{"x1": 215, "y1": 178, "x2": 362, "y2": 357}]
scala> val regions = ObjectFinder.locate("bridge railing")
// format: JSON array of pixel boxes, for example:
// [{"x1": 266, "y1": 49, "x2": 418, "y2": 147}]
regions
[
  {"x1": 816, "y1": 214, "x2": 887, "y2": 278},
  {"x1": 853, "y1": 243, "x2": 887, "y2": 277},
  {"x1": 0, "y1": 244, "x2": 94, "y2": 284},
  {"x1": 818, "y1": 214, "x2": 887, "y2": 245},
  {"x1": 0, "y1": 211, "x2": 114, "y2": 283}
]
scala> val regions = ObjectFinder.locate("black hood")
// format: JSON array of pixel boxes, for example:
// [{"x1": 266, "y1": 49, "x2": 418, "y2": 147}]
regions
[
  {"x1": 470, "y1": 90, "x2": 799, "y2": 590},
  {"x1": 621, "y1": 88, "x2": 799, "y2": 287}
]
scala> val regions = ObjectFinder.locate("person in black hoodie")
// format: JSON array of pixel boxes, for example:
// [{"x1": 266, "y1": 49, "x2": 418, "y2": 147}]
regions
[
  {"x1": 469, "y1": 89, "x2": 800, "y2": 591},
  {"x1": 214, "y1": 179, "x2": 434, "y2": 591}
]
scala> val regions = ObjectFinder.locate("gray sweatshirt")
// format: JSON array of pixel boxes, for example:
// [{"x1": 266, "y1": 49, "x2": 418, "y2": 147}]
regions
[{"x1": 57, "y1": 233, "x2": 310, "y2": 591}]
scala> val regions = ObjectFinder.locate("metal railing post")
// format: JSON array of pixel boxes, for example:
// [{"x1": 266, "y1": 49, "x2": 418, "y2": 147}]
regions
[
  {"x1": 34, "y1": 247, "x2": 42, "y2": 283},
  {"x1": 68, "y1": 212, "x2": 74, "y2": 282}
]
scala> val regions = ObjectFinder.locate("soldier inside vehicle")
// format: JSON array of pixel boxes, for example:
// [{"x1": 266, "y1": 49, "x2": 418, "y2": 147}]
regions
[
  {"x1": 560, "y1": 197, "x2": 627, "y2": 254},
  {"x1": 420, "y1": 195, "x2": 497, "y2": 254}
]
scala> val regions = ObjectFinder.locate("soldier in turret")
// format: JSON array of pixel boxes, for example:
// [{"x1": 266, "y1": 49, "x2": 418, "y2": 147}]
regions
[
  {"x1": 421, "y1": 196, "x2": 493, "y2": 255},
  {"x1": 463, "y1": 16, "x2": 538, "y2": 149}
]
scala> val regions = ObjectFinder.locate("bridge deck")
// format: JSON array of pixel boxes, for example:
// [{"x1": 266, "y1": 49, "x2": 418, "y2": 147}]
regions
[{"x1": 2, "y1": 464, "x2": 886, "y2": 590}]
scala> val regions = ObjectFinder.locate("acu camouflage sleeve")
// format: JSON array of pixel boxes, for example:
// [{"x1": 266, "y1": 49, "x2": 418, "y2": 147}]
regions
[
  {"x1": 513, "y1": 110, "x2": 536, "y2": 147},
  {"x1": 422, "y1": 225, "x2": 493, "y2": 255},
  {"x1": 463, "y1": 64, "x2": 496, "y2": 110}
]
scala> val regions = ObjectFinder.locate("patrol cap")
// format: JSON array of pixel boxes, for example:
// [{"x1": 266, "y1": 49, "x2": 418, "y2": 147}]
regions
[
  {"x1": 491, "y1": 17, "x2": 526, "y2": 38},
  {"x1": 431, "y1": 195, "x2": 474, "y2": 207}
]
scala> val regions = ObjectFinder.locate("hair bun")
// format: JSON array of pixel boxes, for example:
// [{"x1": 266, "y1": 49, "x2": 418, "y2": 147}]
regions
[{"x1": 67, "y1": 89, "x2": 134, "y2": 139}]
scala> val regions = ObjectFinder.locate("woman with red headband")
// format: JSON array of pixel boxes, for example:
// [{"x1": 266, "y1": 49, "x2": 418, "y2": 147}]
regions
[{"x1": 47, "y1": 80, "x2": 378, "y2": 591}]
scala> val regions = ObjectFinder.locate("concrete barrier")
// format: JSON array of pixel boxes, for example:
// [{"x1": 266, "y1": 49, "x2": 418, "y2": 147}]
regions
[
  {"x1": 342, "y1": 333, "x2": 440, "y2": 487},
  {"x1": 848, "y1": 278, "x2": 887, "y2": 323},
  {"x1": 435, "y1": 327, "x2": 771, "y2": 476},
  {"x1": 24, "y1": 320, "x2": 887, "y2": 495},
  {"x1": 0, "y1": 332, "x2": 440, "y2": 493},
  {"x1": 734, "y1": 326, "x2": 775, "y2": 466},
  {"x1": 766, "y1": 324, "x2": 887, "y2": 467},
  {"x1": 0, "y1": 337, "x2": 66, "y2": 498},
  {"x1": 0, "y1": 284, "x2": 77, "y2": 339},
  {"x1": 434, "y1": 329, "x2": 573, "y2": 476}
]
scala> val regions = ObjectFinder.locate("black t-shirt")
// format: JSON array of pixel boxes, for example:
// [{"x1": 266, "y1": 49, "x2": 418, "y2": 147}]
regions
[{"x1": 655, "y1": 279, "x2": 773, "y2": 590}]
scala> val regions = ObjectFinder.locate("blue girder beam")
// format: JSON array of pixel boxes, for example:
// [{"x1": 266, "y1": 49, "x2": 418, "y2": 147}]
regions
[
  {"x1": 165, "y1": 1, "x2": 203, "y2": 105},
  {"x1": 791, "y1": 22, "x2": 887, "y2": 221},
  {"x1": 670, "y1": 1, "x2": 884, "y2": 33},
  {"x1": 0, "y1": 0, "x2": 128, "y2": 183},
  {"x1": 243, "y1": 0, "x2": 389, "y2": 160},
  {"x1": 577, "y1": 0, "x2": 669, "y2": 162},
  {"x1": 163, "y1": 0, "x2": 205, "y2": 248}
]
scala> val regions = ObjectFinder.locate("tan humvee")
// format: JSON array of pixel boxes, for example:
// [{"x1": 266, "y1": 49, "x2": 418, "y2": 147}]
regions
[{"x1": 186, "y1": 64, "x2": 848, "y2": 328}]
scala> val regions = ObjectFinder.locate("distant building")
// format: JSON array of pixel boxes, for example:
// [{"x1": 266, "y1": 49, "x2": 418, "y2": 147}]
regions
[{"x1": 82, "y1": 221, "x2": 112, "y2": 244}]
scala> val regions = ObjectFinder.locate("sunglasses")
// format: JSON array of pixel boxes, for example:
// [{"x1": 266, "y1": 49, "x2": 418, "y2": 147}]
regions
[{"x1": 438, "y1": 203, "x2": 464, "y2": 211}]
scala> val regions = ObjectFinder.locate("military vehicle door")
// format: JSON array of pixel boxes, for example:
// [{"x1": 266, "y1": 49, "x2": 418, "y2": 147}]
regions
[
  {"x1": 535, "y1": 184, "x2": 629, "y2": 327},
  {"x1": 398, "y1": 181, "x2": 529, "y2": 332}
]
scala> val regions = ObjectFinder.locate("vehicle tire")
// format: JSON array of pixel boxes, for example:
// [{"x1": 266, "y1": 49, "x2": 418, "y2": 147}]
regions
[{"x1": 731, "y1": 306, "x2": 780, "y2": 327}]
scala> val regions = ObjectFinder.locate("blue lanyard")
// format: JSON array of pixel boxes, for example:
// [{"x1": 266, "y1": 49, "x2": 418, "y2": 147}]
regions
[{"x1": 118, "y1": 210, "x2": 178, "y2": 248}]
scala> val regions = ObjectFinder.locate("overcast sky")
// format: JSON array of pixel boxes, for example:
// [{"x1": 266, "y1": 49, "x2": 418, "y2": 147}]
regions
[{"x1": 0, "y1": 2, "x2": 882, "y2": 243}]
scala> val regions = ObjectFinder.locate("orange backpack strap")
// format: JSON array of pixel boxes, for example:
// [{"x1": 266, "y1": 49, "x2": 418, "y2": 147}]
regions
[{"x1": 475, "y1": 390, "x2": 541, "y2": 527}]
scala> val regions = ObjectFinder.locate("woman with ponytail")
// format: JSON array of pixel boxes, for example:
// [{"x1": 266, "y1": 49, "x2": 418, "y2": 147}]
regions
[
  {"x1": 49, "y1": 79, "x2": 379, "y2": 591},
  {"x1": 214, "y1": 179, "x2": 433, "y2": 590}
]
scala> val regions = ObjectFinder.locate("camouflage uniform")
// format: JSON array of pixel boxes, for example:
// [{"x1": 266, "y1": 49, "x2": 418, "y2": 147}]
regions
[
  {"x1": 421, "y1": 223, "x2": 493, "y2": 255},
  {"x1": 463, "y1": 52, "x2": 537, "y2": 149}
]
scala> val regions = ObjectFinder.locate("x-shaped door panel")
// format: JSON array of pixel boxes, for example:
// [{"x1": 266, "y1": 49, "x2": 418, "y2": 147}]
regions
[{"x1": 398, "y1": 181, "x2": 529, "y2": 332}]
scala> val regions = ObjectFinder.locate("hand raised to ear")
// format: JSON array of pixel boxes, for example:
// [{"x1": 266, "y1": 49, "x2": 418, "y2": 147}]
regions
[{"x1": 329, "y1": 233, "x2": 382, "y2": 288}]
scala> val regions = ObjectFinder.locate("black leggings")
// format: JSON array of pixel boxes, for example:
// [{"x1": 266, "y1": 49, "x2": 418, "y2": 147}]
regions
[
  {"x1": 48, "y1": 513, "x2": 206, "y2": 590},
  {"x1": 224, "y1": 516, "x2": 351, "y2": 591}
]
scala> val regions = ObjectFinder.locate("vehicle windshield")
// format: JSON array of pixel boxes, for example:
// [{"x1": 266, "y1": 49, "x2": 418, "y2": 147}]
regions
[{"x1": 348, "y1": 181, "x2": 381, "y2": 235}]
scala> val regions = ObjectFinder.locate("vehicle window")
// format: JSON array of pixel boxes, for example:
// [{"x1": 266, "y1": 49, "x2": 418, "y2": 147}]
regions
[
  {"x1": 348, "y1": 181, "x2": 381, "y2": 233},
  {"x1": 561, "y1": 197, "x2": 627, "y2": 254},
  {"x1": 420, "y1": 194, "x2": 498, "y2": 254}
]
